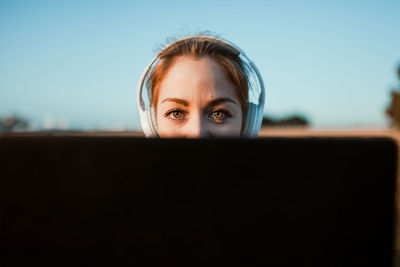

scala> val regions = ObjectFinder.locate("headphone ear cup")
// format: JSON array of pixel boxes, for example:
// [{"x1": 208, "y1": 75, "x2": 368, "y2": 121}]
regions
[
  {"x1": 139, "y1": 109, "x2": 151, "y2": 137},
  {"x1": 143, "y1": 108, "x2": 158, "y2": 137},
  {"x1": 148, "y1": 107, "x2": 159, "y2": 136},
  {"x1": 253, "y1": 103, "x2": 263, "y2": 136},
  {"x1": 243, "y1": 103, "x2": 263, "y2": 137},
  {"x1": 242, "y1": 103, "x2": 254, "y2": 137},
  {"x1": 138, "y1": 107, "x2": 157, "y2": 137}
]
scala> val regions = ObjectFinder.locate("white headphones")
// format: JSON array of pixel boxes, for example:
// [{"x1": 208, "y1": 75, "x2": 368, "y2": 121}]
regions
[{"x1": 136, "y1": 35, "x2": 265, "y2": 137}]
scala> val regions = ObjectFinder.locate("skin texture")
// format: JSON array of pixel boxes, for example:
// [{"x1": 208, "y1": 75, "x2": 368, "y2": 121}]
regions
[{"x1": 156, "y1": 56, "x2": 243, "y2": 138}]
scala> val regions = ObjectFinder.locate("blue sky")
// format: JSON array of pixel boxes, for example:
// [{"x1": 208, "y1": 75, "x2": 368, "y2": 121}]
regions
[{"x1": 1, "y1": 0, "x2": 399, "y2": 130}]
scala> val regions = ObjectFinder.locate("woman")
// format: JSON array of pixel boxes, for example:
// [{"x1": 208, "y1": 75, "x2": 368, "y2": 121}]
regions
[{"x1": 137, "y1": 34, "x2": 265, "y2": 138}]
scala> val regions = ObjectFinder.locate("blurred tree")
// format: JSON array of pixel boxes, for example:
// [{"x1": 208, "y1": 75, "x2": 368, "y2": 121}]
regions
[
  {"x1": 0, "y1": 114, "x2": 30, "y2": 132},
  {"x1": 262, "y1": 114, "x2": 309, "y2": 127},
  {"x1": 386, "y1": 65, "x2": 400, "y2": 129}
]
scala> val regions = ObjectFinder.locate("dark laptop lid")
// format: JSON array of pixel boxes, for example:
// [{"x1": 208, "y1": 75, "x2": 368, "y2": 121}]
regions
[{"x1": 0, "y1": 136, "x2": 397, "y2": 267}]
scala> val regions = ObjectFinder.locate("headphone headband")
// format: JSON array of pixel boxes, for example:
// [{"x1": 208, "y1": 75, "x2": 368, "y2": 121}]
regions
[{"x1": 137, "y1": 35, "x2": 265, "y2": 137}]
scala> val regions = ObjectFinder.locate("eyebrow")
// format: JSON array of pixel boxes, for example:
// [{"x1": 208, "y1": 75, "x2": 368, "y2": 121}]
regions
[
  {"x1": 161, "y1": 98, "x2": 189, "y2": 106},
  {"x1": 207, "y1": 98, "x2": 237, "y2": 107},
  {"x1": 160, "y1": 97, "x2": 237, "y2": 107}
]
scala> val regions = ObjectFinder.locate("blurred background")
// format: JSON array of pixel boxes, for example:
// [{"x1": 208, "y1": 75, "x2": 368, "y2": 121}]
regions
[{"x1": 1, "y1": 0, "x2": 400, "y2": 133}]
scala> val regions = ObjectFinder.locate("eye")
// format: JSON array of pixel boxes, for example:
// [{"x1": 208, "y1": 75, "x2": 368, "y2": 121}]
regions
[
  {"x1": 171, "y1": 110, "x2": 183, "y2": 119},
  {"x1": 213, "y1": 110, "x2": 225, "y2": 119},
  {"x1": 209, "y1": 109, "x2": 231, "y2": 122},
  {"x1": 166, "y1": 109, "x2": 186, "y2": 120}
]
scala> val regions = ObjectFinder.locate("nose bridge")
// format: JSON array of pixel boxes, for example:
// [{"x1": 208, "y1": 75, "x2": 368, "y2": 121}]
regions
[{"x1": 184, "y1": 111, "x2": 208, "y2": 138}]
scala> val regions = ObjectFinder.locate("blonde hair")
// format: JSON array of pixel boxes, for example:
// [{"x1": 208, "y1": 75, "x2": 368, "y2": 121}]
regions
[{"x1": 146, "y1": 36, "x2": 249, "y2": 117}]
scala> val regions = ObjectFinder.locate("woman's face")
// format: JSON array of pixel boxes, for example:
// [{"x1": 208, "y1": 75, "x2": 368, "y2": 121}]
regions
[{"x1": 155, "y1": 56, "x2": 243, "y2": 138}]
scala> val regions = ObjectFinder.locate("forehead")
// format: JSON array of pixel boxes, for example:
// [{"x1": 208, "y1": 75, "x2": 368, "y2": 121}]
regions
[{"x1": 157, "y1": 56, "x2": 239, "y2": 102}]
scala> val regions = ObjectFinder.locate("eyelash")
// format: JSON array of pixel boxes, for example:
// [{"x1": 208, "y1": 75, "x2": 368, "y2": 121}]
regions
[{"x1": 165, "y1": 109, "x2": 232, "y2": 122}]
